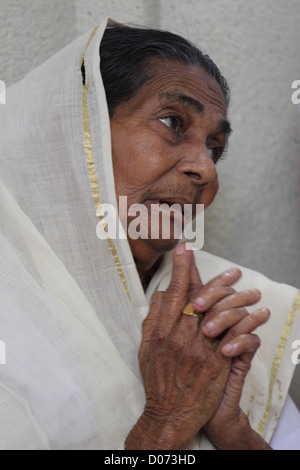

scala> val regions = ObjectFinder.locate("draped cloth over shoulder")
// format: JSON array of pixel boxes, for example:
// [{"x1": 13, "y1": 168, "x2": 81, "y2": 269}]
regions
[{"x1": 0, "y1": 17, "x2": 299, "y2": 450}]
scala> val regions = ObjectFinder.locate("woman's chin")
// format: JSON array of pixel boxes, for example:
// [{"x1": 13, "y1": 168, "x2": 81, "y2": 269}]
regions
[{"x1": 139, "y1": 237, "x2": 181, "y2": 254}]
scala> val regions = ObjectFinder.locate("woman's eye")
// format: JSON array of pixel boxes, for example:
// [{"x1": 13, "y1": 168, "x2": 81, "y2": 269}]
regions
[
  {"x1": 208, "y1": 147, "x2": 224, "y2": 164},
  {"x1": 159, "y1": 116, "x2": 183, "y2": 133}
]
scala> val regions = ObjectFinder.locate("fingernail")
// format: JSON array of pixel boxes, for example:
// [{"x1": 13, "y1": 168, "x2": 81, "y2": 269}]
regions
[
  {"x1": 224, "y1": 268, "x2": 241, "y2": 277},
  {"x1": 193, "y1": 297, "x2": 206, "y2": 308},
  {"x1": 253, "y1": 307, "x2": 269, "y2": 317},
  {"x1": 251, "y1": 289, "x2": 261, "y2": 295},
  {"x1": 203, "y1": 321, "x2": 215, "y2": 334},
  {"x1": 185, "y1": 241, "x2": 194, "y2": 251},
  {"x1": 176, "y1": 243, "x2": 185, "y2": 255},
  {"x1": 222, "y1": 344, "x2": 234, "y2": 355}
]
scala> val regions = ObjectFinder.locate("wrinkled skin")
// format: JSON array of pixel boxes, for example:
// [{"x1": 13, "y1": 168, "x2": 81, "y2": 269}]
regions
[
  {"x1": 110, "y1": 59, "x2": 272, "y2": 449},
  {"x1": 110, "y1": 59, "x2": 225, "y2": 287},
  {"x1": 125, "y1": 245, "x2": 271, "y2": 449}
]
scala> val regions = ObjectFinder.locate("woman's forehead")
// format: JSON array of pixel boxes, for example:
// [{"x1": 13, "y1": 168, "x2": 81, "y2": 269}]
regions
[{"x1": 115, "y1": 59, "x2": 227, "y2": 117}]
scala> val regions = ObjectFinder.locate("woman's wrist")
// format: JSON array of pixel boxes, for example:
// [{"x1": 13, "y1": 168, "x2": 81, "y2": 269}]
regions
[
  {"x1": 213, "y1": 414, "x2": 273, "y2": 450},
  {"x1": 125, "y1": 407, "x2": 199, "y2": 450},
  {"x1": 233, "y1": 419, "x2": 273, "y2": 450},
  {"x1": 125, "y1": 414, "x2": 182, "y2": 450},
  {"x1": 126, "y1": 404, "x2": 273, "y2": 451}
]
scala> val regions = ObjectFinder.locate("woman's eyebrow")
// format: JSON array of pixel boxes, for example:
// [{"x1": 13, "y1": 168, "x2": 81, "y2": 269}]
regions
[
  {"x1": 159, "y1": 90, "x2": 204, "y2": 115},
  {"x1": 159, "y1": 90, "x2": 232, "y2": 137},
  {"x1": 217, "y1": 119, "x2": 232, "y2": 137}
]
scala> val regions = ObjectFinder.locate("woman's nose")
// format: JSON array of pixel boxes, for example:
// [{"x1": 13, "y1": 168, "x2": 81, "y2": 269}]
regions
[{"x1": 176, "y1": 144, "x2": 217, "y2": 184}]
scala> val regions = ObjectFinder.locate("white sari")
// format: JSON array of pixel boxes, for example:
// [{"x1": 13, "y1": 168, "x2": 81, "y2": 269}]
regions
[{"x1": 0, "y1": 18, "x2": 299, "y2": 450}]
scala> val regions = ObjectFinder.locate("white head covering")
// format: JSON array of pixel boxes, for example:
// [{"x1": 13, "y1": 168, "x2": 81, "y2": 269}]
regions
[{"x1": 0, "y1": 18, "x2": 299, "y2": 449}]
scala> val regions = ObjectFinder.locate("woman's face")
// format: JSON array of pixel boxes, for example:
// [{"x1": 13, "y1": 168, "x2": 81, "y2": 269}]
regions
[{"x1": 110, "y1": 59, "x2": 230, "y2": 271}]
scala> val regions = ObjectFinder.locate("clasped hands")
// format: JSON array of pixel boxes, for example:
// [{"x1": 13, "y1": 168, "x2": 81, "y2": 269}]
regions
[{"x1": 126, "y1": 242, "x2": 271, "y2": 450}]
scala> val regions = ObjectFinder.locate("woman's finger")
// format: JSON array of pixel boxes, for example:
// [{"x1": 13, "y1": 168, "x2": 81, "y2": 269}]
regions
[
  {"x1": 219, "y1": 307, "x2": 270, "y2": 356},
  {"x1": 170, "y1": 247, "x2": 202, "y2": 337},
  {"x1": 205, "y1": 267, "x2": 242, "y2": 289},
  {"x1": 188, "y1": 248, "x2": 203, "y2": 294},
  {"x1": 156, "y1": 243, "x2": 191, "y2": 335},
  {"x1": 221, "y1": 307, "x2": 270, "y2": 342},
  {"x1": 193, "y1": 288, "x2": 261, "y2": 316},
  {"x1": 165, "y1": 243, "x2": 190, "y2": 300},
  {"x1": 201, "y1": 307, "x2": 249, "y2": 337},
  {"x1": 191, "y1": 286, "x2": 236, "y2": 312},
  {"x1": 220, "y1": 333, "x2": 261, "y2": 357},
  {"x1": 211, "y1": 351, "x2": 257, "y2": 411},
  {"x1": 189, "y1": 266, "x2": 242, "y2": 305},
  {"x1": 230, "y1": 351, "x2": 257, "y2": 376}
]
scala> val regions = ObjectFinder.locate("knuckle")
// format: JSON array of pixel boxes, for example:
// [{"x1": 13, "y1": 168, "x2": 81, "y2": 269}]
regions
[
  {"x1": 206, "y1": 355, "x2": 223, "y2": 377},
  {"x1": 221, "y1": 286, "x2": 236, "y2": 296},
  {"x1": 167, "y1": 280, "x2": 187, "y2": 297},
  {"x1": 214, "y1": 287, "x2": 236, "y2": 303},
  {"x1": 239, "y1": 307, "x2": 249, "y2": 317},
  {"x1": 227, "y1": 307, "x2": 248, "y2": 322},
  {"x1": 248, "y1": 311, "x2": 259, "y2": 322},
  {"x1": 239, "y1": 333, "x2": 261, "y2": 349},
  {"x1": 189, "y1": 341, "x2": 204, "y2": 361},
  {"x1": 206, "y1": 306, "x2": 220, "y2": 318},
  {"x1": 204, "y1": 286, "x2": 216, "y2": 296},
  {"x1": 151, "y1": 328, "x2": 167, "y2": 345},
  {"x1": 226, "y1": 324, "x2": 240, "y2": 339},
  {"x1": 170, "y1": 336, "x2": 185, "y2": 354}
]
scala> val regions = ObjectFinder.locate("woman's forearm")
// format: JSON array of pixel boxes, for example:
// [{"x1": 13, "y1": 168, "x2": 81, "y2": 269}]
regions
[
  {"x1": 227, "y1": 428, "x2": 273, "y2": 450},
  {"x1": 210, "y1": 415, "x2": 273, "y2": 450}
]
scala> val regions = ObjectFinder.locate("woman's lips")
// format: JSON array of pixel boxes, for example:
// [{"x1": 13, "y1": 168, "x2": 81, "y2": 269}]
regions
[
  {"x1": 147, "y1": 199, "x2": 183, "y2": 213},
  {"x1": 144, "y1": 200, "x2": 185, "y2": 229},
  {"x1": 147, "y1": 196, "x2": 193, "y2": 210}
]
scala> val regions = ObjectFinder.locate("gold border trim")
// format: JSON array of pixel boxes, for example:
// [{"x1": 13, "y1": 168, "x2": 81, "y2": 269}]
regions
[
  {"x1": 80, "y1": 26, "x2": 99, "y2": 67},
  {"x1": 81, "y1": 28, "x2": 131, "y2": 301},
  {"x1": 257, "y1": 290, "x2": 300, "y2": 436}
]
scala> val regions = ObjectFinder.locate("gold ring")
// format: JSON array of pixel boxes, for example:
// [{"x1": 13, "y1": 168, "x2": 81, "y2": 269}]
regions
[{"x1": 182, "y1": 303, "x2": 201, "y2": 318}]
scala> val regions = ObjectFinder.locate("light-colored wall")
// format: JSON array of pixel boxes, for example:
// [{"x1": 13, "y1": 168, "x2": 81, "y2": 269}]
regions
[
  {"x1": 0, "y1": 0, "x2": 77, "y2": 86},
  {"x1": 158, "y1": 0, "x2": 300, "y2": 289},
  {"x1": 1, "y1": 0, "x2": 299, "y2": 408}
]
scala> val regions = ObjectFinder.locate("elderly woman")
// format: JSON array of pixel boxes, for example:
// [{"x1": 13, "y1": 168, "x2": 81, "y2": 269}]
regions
[{"x1": 0, "y1": 19, "x2": 299, "y2": 450}]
